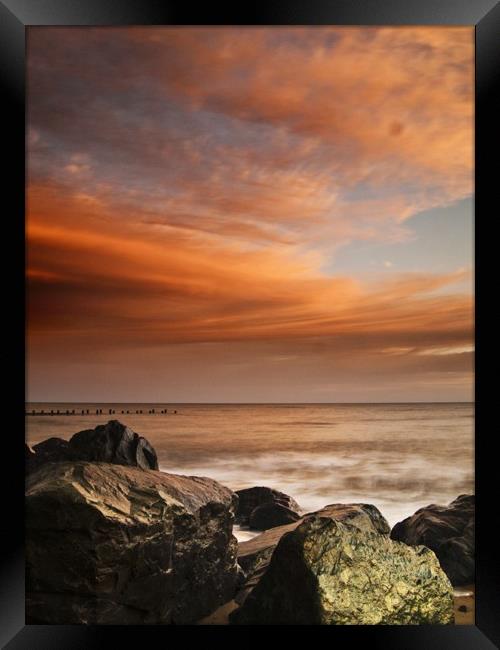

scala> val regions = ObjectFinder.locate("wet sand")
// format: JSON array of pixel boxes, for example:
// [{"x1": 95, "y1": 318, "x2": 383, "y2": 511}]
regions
[{"x1": 454, "y1": 584, "x2": 475, "y2": 625}]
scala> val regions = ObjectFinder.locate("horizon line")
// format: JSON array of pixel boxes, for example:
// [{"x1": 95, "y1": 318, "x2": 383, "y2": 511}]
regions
[{"x1": 25, "y1": 400, "x2": 474, "y2": 405}]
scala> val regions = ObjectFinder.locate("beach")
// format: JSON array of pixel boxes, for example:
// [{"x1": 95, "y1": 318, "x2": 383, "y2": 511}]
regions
[{"x1": 454, "y1": 585, "x2": 475, "y2": 625}]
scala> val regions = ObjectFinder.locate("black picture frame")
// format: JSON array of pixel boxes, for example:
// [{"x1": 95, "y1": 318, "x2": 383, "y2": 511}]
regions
[{"x1": 1, "y1": 0, "x2": 498, "y2": 647}]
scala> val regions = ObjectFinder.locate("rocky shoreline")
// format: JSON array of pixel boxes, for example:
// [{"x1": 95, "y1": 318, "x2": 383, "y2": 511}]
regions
[{"x1": 26, "y1": 420, "x2": 475, "y2": 625}]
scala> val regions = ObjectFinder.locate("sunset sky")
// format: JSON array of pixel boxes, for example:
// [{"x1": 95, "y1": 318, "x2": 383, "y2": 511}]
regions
[{"x1": 27, "y1": 27, "x2": 474, "y2": 403}]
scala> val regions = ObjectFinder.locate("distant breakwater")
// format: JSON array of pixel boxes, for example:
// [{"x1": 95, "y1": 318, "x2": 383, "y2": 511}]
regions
[{"x1": 26, "y1": 408, "x2": 177, "y2": 416}]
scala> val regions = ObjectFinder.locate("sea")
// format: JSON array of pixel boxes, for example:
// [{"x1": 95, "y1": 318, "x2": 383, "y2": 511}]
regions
[{"x1": 26, "y1": 402, "x2": 474, "y2": 540}]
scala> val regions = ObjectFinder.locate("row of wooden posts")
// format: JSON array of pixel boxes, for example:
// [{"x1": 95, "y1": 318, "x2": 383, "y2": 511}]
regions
[{"x1": 25, "y1": 408, "x2": 177, "y2": 416}]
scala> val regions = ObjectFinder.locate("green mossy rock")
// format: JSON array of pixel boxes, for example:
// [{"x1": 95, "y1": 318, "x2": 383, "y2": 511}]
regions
[{"x1": 231, "y1": 515, "x2": 454, "y2": 625}]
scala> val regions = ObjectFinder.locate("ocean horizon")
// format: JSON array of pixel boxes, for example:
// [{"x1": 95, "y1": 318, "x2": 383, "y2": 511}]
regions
[{"x1": 27, "y1": 400, "x2": 473, "y2": 404}]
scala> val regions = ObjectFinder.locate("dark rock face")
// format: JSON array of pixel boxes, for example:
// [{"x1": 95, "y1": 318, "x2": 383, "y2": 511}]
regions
[
  {"x1": 26, "y1": 438, "x2": 71, "y2": 473},
  {"x1": 34, "y1": 437, "x2": 71, "y2": 461},
  {"x1": 390, "y1": 495, "x2": 474, "y2": 585},
  {"x1": 26, "y1": 462, "x2": 239, "y2": 624},
  {"x1": 249, "y1": 502, "x2": 301, "y2": 530},
  {"x1": 235, "y1": 486, "x2": 301, "y2": 527},
  {"x1": 26, "y1": 421, "x2": 159, "y2": 473},
  {"x1": 33, "y1": 437, "x2": 70, "y2": 456},
  {"x1": 68, "y1": 420, "x2": 159, "y2": 470},
  {"x1": 231, "y1": 516, "x2": 454, "y2": 625}
]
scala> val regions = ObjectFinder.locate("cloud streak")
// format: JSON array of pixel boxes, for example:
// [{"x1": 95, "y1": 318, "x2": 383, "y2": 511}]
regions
[
  {"x1": 28, "y1": 27, "x2": 473, "y2": 249},
  {"x1": 27, "y1": 194, "x2": 472, "y2": 349}
]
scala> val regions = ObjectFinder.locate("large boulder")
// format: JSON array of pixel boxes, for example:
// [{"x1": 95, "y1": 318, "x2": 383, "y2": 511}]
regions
[
  {"x1": 26, "y1": 438, "x2": 71, "y2": 473},
  {"x1": 235, "y1": 486, "x2": 300, "y2": 527},
  {"x1": 26, "y1": 461, "x2": 239, "y2": 624},
  {"x1": 390, "y1": 495, "x2": 474, "y2": 585},
  {"x1": 34, "y1": 436, "x2": 72, "y2": 461},
  {"x1": 26, "y1": 421, "x2": 159, "y2": 473},
  {"x1": 249, "y1": 502, "x2": 301, "y2": 530},
  {"x1": 230, "y1": 516, "x2": 454, "y2": 625},
  {"x1": 33, "y1": 437, "x2": 71, "y2": 457},
  {"x1": 68, "y1": 420, "x2": 159, "y2": 470}
]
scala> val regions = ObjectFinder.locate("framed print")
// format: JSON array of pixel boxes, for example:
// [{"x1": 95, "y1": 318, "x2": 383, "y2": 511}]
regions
[{"x1": 1, "y1": 0, "x2": 499, "y2": 647}]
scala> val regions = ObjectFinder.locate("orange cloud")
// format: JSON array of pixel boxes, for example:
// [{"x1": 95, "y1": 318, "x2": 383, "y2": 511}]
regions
[
  {"x1": 27, "y1": 188, "x2": 472, "y2": 353},
  {"x1": 28, "y1": 27, "x2": 473, "y2": 252},
  {"x1": 26, "y1": 27, "x2": 474, "y2": 401},
  {"x1": 138, "y1": 27, "x2": 473, "y2": 206}
]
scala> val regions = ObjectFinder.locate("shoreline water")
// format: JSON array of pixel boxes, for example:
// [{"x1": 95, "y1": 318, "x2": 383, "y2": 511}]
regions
[{"x1": 26, "y1": 402, "x2": 474, "y2": 530}]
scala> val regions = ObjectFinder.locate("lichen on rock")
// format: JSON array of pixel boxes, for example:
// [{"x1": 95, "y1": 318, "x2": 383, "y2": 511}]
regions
[{"x1": 231, "y1": 515, "x2": 454, "y2": 625}]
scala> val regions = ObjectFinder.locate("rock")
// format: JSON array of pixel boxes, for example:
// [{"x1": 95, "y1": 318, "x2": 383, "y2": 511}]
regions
[
  {"x1": 334, "y1": 502, "x2": 391, "y2": 536},
  {"x1": 26, "y1": 438, "x2": 71, "y2": 473},
  {"x1": 26, "y1": 461, "x2": 239, "y2": 624},
  {"x1": 26, "y1": 422, "x2": 160, "y2": 473},
  {"x1": 34, "y1": 437, "x2": 72, "y2": 461},
  {"x1": 68, "y1": 420, "x2": 159, "y2": 470},
  {"x1": 230, "y1": 516, "x2": 454, "y2": 625},
  {"x1": 234, "y1": 503, "x2": 391, "y2": 612},
  {"x1": 249, "y1": 502, "x2": 301, "y2": 530},
  {"x1": 238, "y1": 502, "x2": 390, "y2": 575},
  {"x1": 235, "y1": 486, "x2": 300, "y2": 526},
  {"x1": 390, "y1": 495, "x2": 474, "y2": 585},
  {"x1": 238, "y1": 522, "x2": 296, "y2": 576},
  {"x1": 33, "y1": 437, "x2": 70, "y2": 456}
]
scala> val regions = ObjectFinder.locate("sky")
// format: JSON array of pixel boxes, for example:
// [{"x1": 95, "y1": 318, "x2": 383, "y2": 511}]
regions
[{"x1": 26, "y1": 27, "x2": 474, "y2": 403}]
